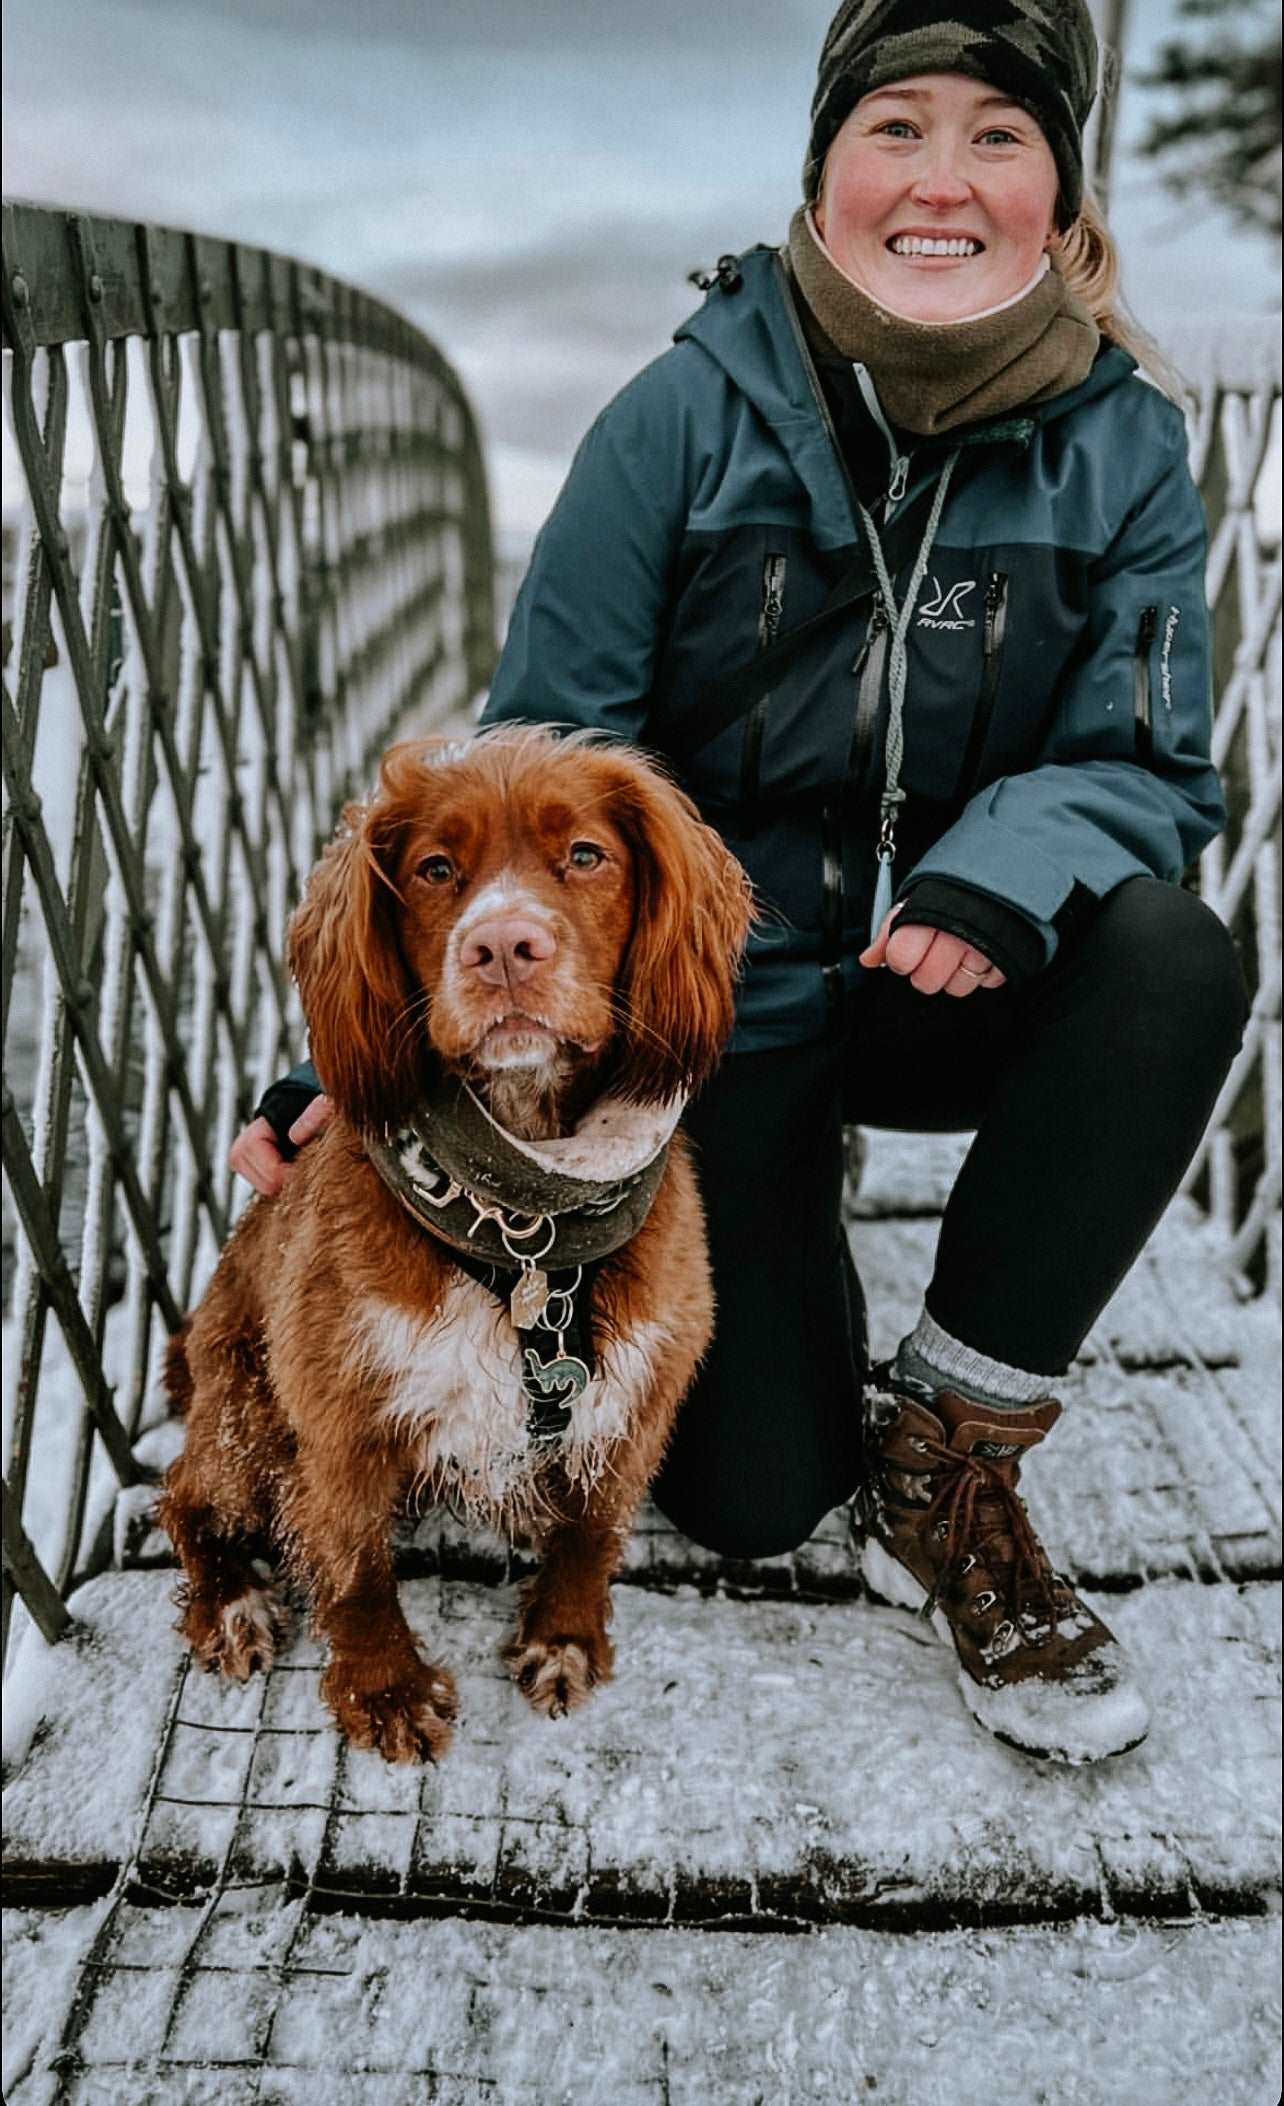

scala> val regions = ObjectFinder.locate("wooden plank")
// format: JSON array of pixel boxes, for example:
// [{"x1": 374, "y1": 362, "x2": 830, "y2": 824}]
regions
[
  {"x1": 3, "y1": 1901, "x2": 1279, "y2": 2104},
  {"x1": 4, "y1": 1571, "x2": 1278, "y2": 1927}
]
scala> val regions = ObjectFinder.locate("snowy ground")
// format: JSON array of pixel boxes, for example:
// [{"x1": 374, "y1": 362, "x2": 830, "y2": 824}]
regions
[
  {"x1": 3, "y1": 1132, "x2": 1281, "y2": 2103},
  {"x1": 4, "y1": 1905, "x2": 1279, "y2": 2105}
]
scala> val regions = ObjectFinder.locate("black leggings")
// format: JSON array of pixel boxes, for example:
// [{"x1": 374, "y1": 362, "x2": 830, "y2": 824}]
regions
[{"x1": 652, "y1": 877, "x2": 1250, "y2": 1559}]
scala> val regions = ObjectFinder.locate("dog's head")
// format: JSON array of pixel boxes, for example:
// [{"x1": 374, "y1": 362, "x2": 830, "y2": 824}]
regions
[{"x1": 287, "y1": 728, "x2": 755, "y2": 1132}]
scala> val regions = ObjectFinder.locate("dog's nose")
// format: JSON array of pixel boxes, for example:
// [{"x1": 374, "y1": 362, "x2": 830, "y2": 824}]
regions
[{"x1": 459, "y1": 914, "x2": 558, "y2": 990}]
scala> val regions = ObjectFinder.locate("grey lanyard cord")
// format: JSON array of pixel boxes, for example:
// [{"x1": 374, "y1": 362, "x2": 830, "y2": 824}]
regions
[{"x1": 857, "y1": 447, "x2": 962, "y2": 941}]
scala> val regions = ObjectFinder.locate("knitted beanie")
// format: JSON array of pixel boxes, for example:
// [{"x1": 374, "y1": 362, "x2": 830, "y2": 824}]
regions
[{"x1": 803, "y1": 0, "x2": 1099, "y2": 226}]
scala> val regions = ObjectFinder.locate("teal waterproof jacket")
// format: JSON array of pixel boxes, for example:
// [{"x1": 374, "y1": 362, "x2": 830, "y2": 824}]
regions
[{"x1": 481, "y1": 243, "x2": 1225, "y2": 1051}]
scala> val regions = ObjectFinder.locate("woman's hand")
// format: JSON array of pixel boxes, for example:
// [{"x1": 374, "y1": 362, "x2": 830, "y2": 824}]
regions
[
  {"x1": 859, "y1": 903, "x2": 1006, "y2": 997},
  {"x1": 228, "y1": 1094, "x2": 334, "y2": 1197}
]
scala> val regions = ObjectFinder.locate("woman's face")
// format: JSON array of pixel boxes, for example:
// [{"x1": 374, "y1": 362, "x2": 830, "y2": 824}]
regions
[{"x1": 814, "y1": 71, "x2": 1060, "y2": 322}]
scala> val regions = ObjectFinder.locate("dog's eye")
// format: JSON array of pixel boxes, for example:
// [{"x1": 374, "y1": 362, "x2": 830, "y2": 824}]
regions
[
  {"x1": 568, "y1": 842, "x2": 605, "y2": 871},
  {"x1": 416, "y1": 855, "x2": 455, "y2": 886}
]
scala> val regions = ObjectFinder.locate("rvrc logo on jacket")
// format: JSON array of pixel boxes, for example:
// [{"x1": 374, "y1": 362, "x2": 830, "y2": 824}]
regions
[{"x1": 916, "y1": 576, "x2": 977, "y2": 631}]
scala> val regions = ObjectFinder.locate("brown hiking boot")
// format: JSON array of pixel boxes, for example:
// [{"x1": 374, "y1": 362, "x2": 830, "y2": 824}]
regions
[{"x1": 856, "y1": 1362, "x2": 1150, "y2": 1763}]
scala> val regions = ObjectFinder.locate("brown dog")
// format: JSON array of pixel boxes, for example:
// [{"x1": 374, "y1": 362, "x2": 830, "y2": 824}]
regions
[{"x1": 159, "y1": 729, "x2": 752, "y2": 1762}]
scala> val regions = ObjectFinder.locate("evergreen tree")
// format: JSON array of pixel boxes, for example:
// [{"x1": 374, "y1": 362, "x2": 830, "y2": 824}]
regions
[{"x1": 1133, "y1": 0, "x2": 1282, "y2": 241}]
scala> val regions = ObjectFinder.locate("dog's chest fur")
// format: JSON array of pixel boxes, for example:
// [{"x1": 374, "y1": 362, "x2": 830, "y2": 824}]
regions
[{"x1": 352, "y1": 1275, "x2": 666, "y2": 1523}]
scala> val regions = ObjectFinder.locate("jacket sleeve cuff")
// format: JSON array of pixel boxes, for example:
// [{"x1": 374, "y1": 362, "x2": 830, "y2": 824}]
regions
[
  {"x1": 255, "y1": 1060, "x2": 323, "y2": 1151},
  {"x1": 892, "y1": 878, "x2": 1048, "y2": 984}
]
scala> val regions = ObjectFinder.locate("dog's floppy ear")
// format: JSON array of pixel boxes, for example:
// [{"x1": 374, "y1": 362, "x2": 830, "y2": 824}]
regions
[
  {"x1": 608, "y1": 755, "x2": 755, "y2": 1103},
  {"x1": 287, "y1": 795, "x2": 425, "y2": 1134}
]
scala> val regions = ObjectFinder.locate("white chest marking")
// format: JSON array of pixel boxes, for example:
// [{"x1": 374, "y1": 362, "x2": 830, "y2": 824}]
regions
[{"x1": 352, "y1": 1280, "x2": 666, "y2": 1517}]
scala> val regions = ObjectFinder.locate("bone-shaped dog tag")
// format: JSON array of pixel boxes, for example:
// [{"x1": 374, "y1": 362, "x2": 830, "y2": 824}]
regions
[{"x1": 510, "y1": 1267, "x2": 550, "y2": 1328}]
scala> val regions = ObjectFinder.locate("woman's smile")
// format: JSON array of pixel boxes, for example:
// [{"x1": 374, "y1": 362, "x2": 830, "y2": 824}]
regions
[{"x1": 885, "y1": 230, "x2": 987, "y2": 265}]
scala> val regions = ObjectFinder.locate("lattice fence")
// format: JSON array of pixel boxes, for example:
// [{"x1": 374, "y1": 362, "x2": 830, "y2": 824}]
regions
[
  {"x1": 2, "y1": 203, "x2": 496, "y2": 1671},
  {"x1": 1178, "y1": 321, "x2": 1282, "y2": 1302}
]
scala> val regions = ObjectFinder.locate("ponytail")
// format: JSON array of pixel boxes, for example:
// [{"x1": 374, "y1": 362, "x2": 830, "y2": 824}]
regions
[{"x1": 1052, "y1": 193, "x2": 1189, "y2": 404}]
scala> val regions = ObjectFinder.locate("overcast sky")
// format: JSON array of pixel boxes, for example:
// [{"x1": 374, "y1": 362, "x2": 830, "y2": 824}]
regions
[{"x1": 3, "y1": 0, "x2": 1278, "y2": 546}]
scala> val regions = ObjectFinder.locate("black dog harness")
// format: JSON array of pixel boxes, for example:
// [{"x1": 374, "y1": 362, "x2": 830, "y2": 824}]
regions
[{"x1": 365, "y1": 1078, "x2": 683, "y2": 1446}]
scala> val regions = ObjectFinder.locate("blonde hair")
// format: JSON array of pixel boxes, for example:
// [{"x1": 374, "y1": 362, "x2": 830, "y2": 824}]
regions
[{"x1": 1052, "y1": 192, "x2": 1188, "y2": 404}]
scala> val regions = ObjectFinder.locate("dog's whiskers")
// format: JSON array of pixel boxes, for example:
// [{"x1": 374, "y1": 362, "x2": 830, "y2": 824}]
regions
[
  {"x1": 602, "y1": 988, "x2": 682, "y2": 1066},
  {"x1": 387, "y1": 987, "x2": 434, "y2": 1065}
]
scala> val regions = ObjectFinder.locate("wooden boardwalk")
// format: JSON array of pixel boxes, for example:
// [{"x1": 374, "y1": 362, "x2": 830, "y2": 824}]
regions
[{"x1": 3, "y1": 1135, "x2": 1280, "y2": 2102}]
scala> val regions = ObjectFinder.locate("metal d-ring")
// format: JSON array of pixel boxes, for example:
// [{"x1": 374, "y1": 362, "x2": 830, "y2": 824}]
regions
[
  {"x1": 536, "y1": 1265, "x2": 583, "y2": 1334},
  {"x1": 498, "y1": 1211, "x2": 557, "y2": 1264},
  {"x1": 412, "y1": 1168, "x2": 463, "y2": 1209}
]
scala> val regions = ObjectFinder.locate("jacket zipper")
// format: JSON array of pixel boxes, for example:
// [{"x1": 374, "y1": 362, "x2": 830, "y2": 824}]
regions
[
  {"x1": 827, "y1": 594, "x2": 890, "y2": 997},
  {"x1": 846, "y1": 594, "x2": 889, "y2": 790},
  {"x1": 740, "y1": 552, "x2": 786, "y2": 813},
  {"x1": 768, "y1": 254, "x2": 909, "y2": 1024},
  {"x1": 852, "y1": 363, "x2": 912, "y2": 509},
  {"x1": 820, "y1": 800, "x2": 845, "y2": 1032},
  {"x1": 771, "y1": 254, "x2": 889, "y2": 821},
  {"x1": 1134, "y1": 603, "x2": 1158, "y2": 763},
  {"x1": 955, "y1": 571, "x2": 1009, "y2": 802}
]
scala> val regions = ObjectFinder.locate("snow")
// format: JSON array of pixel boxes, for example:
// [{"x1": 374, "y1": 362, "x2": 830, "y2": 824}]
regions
[
  {"x1": 3, "y1": 1903, "x2": 1279, "y2": 2105},
  {"x1": 4, "y1": 1569, "x2": 1279, "y2": 1922},
  {"x1": 2, "y1": 1575, "x2": 177, "y2": 1859},
  {"x1": 2, "y1": 1898, "x2": 113, "y2": 2104}
]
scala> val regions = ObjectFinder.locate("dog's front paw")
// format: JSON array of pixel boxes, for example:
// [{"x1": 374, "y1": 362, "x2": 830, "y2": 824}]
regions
[
  {"x1": 502, "y1": 1631, "x2": 614, "y2": 1719},
  {"x1": 323, "y1": 1655, "x2": 459, "y2": 1765},
  {"x1": 178, "y1": 1582, "x2": 290, "y2": 1681}
]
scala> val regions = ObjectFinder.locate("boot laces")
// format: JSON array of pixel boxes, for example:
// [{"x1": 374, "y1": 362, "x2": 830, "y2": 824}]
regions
[{"x1": 913, "y1": 1431, "x2": 1067, "y2": 1636}]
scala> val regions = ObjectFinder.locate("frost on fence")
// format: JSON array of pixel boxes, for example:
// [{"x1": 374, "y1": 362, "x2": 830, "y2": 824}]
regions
[
  {"x1": 1179, "y1": 322, "x2": 1282, "y2": 1303},
  {"x1": 1, "y1": 204, "x2": 496, "y2": 1669}
]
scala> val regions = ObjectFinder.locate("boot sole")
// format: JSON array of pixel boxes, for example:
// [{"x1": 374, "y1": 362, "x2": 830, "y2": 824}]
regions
[{"x1": 859, "y1": 1536, "x2": 1151, "y2": 1766}]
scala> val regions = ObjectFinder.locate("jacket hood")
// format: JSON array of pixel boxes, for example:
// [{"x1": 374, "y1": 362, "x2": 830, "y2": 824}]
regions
[
  {"x1": 675, "y1": 246, "x2": 858, "y2": 549},
  {"x1": 674, "y1": 243, "x2": 1138, "y2": 546}
]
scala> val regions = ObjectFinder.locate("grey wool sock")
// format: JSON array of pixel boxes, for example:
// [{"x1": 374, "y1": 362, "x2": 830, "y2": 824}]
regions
[{"x1": 894, "y1": 1307, "x2": 1059, "y2": 1413}]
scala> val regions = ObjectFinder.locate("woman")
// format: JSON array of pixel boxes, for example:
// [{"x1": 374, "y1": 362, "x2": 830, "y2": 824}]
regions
[{"x1": 234, "y1": 0, "x2": 1248, "y2": 1763}]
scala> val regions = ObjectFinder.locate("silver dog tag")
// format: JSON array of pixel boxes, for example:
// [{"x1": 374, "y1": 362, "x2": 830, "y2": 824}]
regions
[{"x1": 510, "y1": 1267, "x2": 550, "y2": 1328}]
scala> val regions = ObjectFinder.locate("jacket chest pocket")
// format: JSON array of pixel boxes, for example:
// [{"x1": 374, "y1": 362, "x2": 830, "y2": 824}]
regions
[{"x1": 900, "y1": 550, "x2": 1087, "y2": 803}]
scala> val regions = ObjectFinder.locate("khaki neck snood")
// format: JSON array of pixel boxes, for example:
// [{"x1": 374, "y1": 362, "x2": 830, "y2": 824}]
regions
[{"x1": 786, "y1": 205, "x2": 1099, "y2": 437}]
